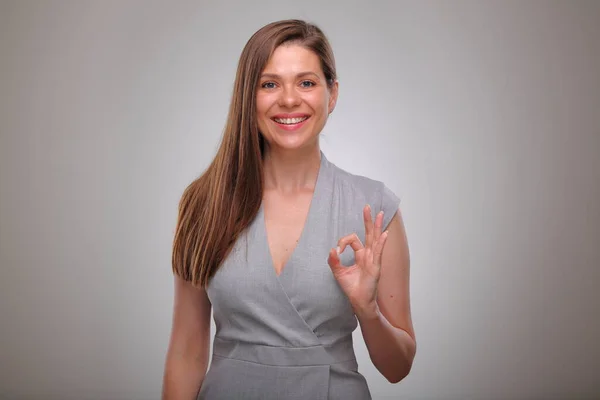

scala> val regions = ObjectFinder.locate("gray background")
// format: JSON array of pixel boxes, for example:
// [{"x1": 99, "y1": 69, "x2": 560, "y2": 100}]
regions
[{"x1": 1, "y1": 1, "x2": 599, "y2": 399}]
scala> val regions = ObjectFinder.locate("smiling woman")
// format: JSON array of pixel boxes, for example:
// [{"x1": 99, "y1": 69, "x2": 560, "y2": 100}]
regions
[
  {"x1": 256, "y1": 46, "x2": 337, "y2": 146},
  {"x1": 163, "y1": 19, "x2": 415, "y2": 400}
]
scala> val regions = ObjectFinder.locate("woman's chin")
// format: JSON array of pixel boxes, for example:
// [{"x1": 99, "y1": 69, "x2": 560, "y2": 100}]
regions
[{"x1": 270, "y1": 136, "x2": 318, "y2": 152}]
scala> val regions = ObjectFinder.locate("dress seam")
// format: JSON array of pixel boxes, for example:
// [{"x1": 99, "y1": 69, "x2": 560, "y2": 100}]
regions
[{"x1": 211, "y1": 353, "x2": 357, "y2": 368}]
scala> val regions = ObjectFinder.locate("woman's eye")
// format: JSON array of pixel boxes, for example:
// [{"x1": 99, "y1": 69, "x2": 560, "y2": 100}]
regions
[
  {"x1": 300, "y1": 80, "x2": 315, "y2": 88},
  {"x1": 261, "y1": 82, "x2": 276, "y2": 89}
]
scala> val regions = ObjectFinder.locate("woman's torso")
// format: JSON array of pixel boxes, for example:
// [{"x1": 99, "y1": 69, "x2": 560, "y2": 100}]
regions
[{"x1": 197, "y1": 151, "x2": 400, "y2": 400}]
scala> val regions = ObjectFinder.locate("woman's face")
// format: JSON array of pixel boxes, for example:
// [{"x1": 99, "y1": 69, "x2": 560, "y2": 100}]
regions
[{"x1": 256, "y1": 43, "x2": 338, "y2": 152}]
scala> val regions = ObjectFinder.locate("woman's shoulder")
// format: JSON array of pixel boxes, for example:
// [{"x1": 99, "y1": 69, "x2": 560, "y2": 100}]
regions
[
  {"x1": 326, "y1": 156, "x2": 396, "y2": 197},
  {"x1": 330, "y1": 160, "x2": 385, "y2": 192},
  {"x1": 325, "y1": 156, "x2": 400, "y2": 228}
]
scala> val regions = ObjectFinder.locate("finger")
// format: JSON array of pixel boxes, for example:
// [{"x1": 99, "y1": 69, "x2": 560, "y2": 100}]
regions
[
  {"x1": 337, "y1": 233, "x2": 364, "y2": 254},
  {"x1": 373, "y1": 230, "x2": 389, "y2": 266},
  {"x1": 363, "y1": 204, "x2": 374, "y2": 249},
  {"x1": 373, "y1": 211, "x2": 384, "y2": 243}
]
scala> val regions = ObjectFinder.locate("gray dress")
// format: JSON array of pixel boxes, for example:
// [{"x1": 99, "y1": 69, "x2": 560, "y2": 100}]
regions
[{"x1": 197, "y1": 151, "x2": 400, "y2": 400}]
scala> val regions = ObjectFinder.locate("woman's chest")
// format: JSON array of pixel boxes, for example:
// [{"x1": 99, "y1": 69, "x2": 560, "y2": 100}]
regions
[
  {"x1": 262, "y1": 190, "x2": 314, "y2": 276},
  {"x1": 206, "y1": 207, "x2": 359, "y2": 339}
]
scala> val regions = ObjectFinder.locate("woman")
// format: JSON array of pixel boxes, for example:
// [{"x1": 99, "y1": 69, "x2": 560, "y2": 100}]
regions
[{"x1": 162, "y1": 19, "x2": 416, "y2": 400}]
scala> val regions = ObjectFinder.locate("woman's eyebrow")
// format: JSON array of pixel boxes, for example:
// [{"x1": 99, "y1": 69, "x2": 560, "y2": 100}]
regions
[{"x1": 260, "y1": 72, "x2": 321, "y2": 80}]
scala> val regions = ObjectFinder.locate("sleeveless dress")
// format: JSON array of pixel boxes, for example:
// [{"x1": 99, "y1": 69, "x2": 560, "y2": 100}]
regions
[{"x1": 197, "y1": 151, "x2": 400, "y2": 400}]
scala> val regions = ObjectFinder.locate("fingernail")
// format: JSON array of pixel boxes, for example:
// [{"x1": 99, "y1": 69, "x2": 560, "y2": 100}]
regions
[{"x1": 336, "y1": 246, "x2": 341, "y2": 255}]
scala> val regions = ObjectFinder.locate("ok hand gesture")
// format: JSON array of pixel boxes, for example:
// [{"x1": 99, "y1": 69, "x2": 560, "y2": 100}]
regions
[{"x1": 327, "y1": 204, "x2": 389, "y2": 318}]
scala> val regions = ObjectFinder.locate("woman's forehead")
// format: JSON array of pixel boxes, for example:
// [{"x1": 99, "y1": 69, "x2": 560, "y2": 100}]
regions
[{"x1": 262, "y1": 44, "x2": 323, "y2": 76}]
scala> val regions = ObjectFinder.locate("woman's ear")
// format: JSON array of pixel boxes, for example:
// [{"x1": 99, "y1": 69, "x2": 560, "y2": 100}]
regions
[{"x1": 328, "y1": 80, "x2": 339, "y2": 114}]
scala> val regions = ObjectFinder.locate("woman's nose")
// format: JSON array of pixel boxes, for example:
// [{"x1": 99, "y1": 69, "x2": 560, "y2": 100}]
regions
[{"x1": 278, "y1": 85, "x2": 301, "y2": 108}]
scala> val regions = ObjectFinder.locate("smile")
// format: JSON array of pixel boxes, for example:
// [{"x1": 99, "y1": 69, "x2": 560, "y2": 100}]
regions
[
  {"x1": 272, "y1": 116, "x2": 309, "y2": 125},
  {"x1": 270, "y1": 115, "x2": 311, "y2": 132}
]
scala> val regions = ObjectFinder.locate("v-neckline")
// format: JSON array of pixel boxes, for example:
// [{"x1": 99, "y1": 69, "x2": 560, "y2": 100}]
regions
[{"x1": 260, "y1": 151, "x2": 326, "y2": 278}]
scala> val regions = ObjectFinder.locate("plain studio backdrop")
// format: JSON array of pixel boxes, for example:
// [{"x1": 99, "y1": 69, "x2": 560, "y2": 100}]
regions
[{"x1": 1, "y1": 1, "x2": 599, "y2": 399}]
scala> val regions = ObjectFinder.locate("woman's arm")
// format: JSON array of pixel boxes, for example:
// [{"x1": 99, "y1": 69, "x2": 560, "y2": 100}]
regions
[
  {"x1": 162, "y1": 275, "x2": 212, "y2": 399},
  {"x1": 357, "y1": 210, "x2": 416, "y2": 383}
]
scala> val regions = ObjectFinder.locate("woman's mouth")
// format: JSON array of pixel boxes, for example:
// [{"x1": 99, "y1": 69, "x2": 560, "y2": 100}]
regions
[
  {"x1": 273, "y1": 116, "x2": 309, "y2": 125},
  {"x1": 271, "y1": 115, "x2": 310, "y2": 131}
]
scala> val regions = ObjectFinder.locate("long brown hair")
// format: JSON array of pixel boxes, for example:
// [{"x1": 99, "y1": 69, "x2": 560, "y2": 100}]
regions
[{"x1": 172, "y1": 19, "x2": 337, "y2": 288}]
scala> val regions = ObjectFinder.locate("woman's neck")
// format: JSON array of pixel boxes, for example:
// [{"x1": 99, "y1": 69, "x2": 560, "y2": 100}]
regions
[{"x1": 262, "y1": 144, "x2": 321, "y2": 194}]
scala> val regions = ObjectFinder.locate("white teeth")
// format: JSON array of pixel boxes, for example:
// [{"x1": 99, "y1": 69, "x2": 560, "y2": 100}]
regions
[{"x1": 273, "y1": 116, "x2": 308, "y2": 125}]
